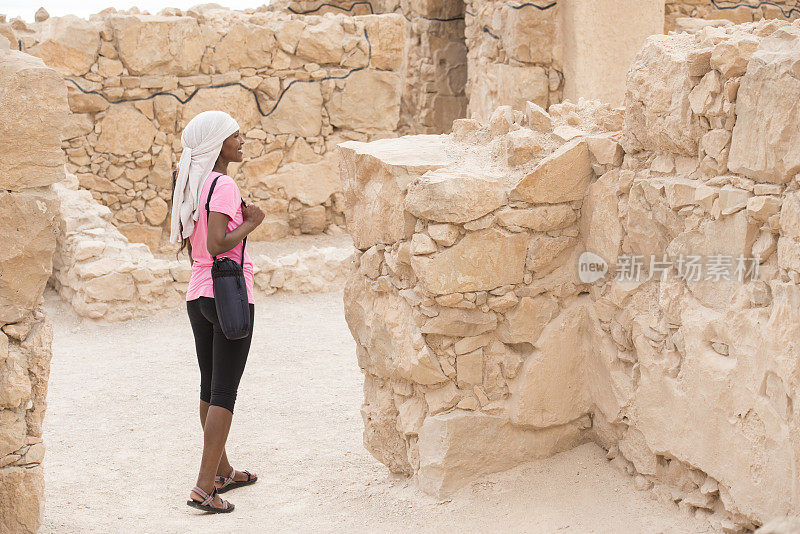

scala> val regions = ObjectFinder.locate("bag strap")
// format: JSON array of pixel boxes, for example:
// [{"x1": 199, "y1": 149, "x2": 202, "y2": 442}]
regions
[{"x1": 205, "y1": 174, "x2": 247, "y2": 268}]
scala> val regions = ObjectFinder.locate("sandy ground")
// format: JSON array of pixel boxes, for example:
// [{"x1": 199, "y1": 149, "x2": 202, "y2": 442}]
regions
[{"x1": 40, "y1": 289, "x2": 713, "y2": 534}]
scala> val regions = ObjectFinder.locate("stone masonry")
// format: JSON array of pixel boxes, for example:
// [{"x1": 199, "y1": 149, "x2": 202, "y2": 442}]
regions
[
  {"x1": 0, "y1": 49, "x2": 63, "y2": 534},
  {"x1": 341, "y1": 19, "x2": 800, "y2": 532}
]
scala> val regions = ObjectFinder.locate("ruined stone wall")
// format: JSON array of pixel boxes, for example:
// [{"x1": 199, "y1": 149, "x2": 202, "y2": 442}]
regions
[
  {"x1": 4, "y1": 9, "x2": 407, "y2": 253},
  {"x1": 52, "y1": 174, "x2": 353, "y2": 321},
  {"x1": 465, "y1": 0, "x2": 663, "y2": 117},
  {"x1": 666, "y1": 0, "x2": 800, "y2": 31},
  {"x1": 341, "y1": 18, "x2": 800, "y2": 532},
  {"x1": 0, "y1": 49, "x2": 63, "y2": 534}
]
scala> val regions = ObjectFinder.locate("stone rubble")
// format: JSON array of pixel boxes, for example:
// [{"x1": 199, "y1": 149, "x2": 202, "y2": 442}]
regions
[
  {"x1": 341, "y1": 19, "x2": 800, "y2": 532},
  {"x1": 0, "y1": 49, "x2": 63, "y2": 534}
]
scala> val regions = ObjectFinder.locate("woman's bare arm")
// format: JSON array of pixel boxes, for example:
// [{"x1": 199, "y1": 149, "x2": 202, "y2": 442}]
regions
[{"x1": 206, "y1": 205, "x2": 265, "y2": 257}]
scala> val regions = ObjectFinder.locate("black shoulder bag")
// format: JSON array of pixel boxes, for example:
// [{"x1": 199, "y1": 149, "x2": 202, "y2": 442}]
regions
[{"x1": 206, "y1": 175, "x2": 252, "y2": 340}]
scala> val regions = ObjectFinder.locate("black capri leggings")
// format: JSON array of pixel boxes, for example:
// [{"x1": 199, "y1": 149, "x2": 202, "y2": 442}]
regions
[{"x1": 187, "y1": 297, "x2": 255, "y2": 413}]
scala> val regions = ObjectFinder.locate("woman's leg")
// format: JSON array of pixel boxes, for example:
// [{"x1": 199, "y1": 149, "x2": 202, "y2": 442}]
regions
[
  {"x1": 199, "y1": 400, "x2": 233, "y2": 477},
  {"x1": 194, "y1": 301, "x2": 255, "y2": 493}
]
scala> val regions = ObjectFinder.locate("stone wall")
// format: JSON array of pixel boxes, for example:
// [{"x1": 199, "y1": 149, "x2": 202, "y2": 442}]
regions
[
  {"x1": 52, "y1": 174, "x2": 354, "y2": 321},
  {"x1": 0, "y1": 50, "x2": 63, "y2": 534},
  {"x1": 5, "y1": 8, "x2": 408, "y2": 252},
  {"x1": 465, "y1": 0, "x2": 663, "y2": 118},
  {"x1": 666, "y1": 0, "x2": 800, "y2": 31},
  {"x1": 341, "y1": 19, "x2": 800, "y2": 532}
]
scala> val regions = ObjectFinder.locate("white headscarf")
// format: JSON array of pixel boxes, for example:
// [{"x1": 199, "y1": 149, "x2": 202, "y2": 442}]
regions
[{"x1": 169, "y1": 110, "x2": 240, "y2": 243}]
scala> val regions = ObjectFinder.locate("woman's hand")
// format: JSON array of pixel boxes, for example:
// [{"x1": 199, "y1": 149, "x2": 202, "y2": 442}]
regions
[{"x1": 242, "y1": 204, "x2": 265, "y2": 230}]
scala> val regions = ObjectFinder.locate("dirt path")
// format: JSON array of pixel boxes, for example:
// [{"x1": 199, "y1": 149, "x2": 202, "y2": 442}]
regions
[{"x1": 40, "y1": 290, "x2": 712, "y2": 534}]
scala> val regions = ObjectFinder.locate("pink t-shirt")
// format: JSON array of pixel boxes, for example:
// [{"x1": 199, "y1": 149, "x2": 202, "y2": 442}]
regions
[{"x1": 186, "y1": 172, "x2": 255, "y2": 304}]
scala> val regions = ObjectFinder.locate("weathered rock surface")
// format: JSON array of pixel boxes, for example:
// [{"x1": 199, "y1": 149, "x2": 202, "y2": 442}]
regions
[
  {"x1": 110, "y1": 15, "x2": 204, "y2": 75},
  {"x1": 0, "y1": 51, "x2": 67, "y2": 191}
]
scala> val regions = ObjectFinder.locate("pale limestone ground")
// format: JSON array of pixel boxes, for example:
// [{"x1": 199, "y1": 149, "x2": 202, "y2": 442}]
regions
[{"x1": 40, "y1": 289, "x2": 712, "y2": 534}]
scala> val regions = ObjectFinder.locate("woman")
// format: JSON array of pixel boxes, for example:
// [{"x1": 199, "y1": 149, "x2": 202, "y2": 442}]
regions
[{"x1": 170, "y1": 110, "x2": 265, "y2": 513}]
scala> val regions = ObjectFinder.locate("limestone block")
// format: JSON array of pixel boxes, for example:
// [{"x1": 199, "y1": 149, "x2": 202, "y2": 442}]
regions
[
  {"x1": 0, "y1": 190, "x2": 58, "y2": 324},
  {"x1": 500, "y1": 2, "x2": 556, "y2": 64},
  {"x1": 67, "y1": 87, "x2": 109, "y2": 114},
  {"x1": 0, "y1": 465, "x2": 44, "y2": 534},
  {"x1": 339, "y1": 135, "x2": 451, "y2": 250},
  {"x1": 580, "y1": 169, "x2": 623, "y2": 266},
  {"x1": 361, "y1": 374, "x2": 412, "y2": 474},
  {"x1": 144, "y1": 197, "x2": 169, "y2": 225},
  {"x1": 710, "y1": 33, "x2": 759, "y2": 78},
  {"x1": 182, "y1": 84, "x2": 262, "y2": 132},
  {"x1": 779, "y1": 192, "x2": 800, "y2": 239},
  {"x1": 243, "y1": 151, "x2": 284, "y2": 190},
  {"x1": 95, "y1": 105, "x2": 157, "y2": 155},
  {"x1": 110, "y1": 15, "x2": 204, "y2": 76},
  {"x1": 586, "y1": 134, "x2": 624, "y2": 167},
  {"x1": 0, "y1": 51, "x2": 67, "y2": 191},
  {"x1": 405, "y1": 169, "x2": 507, "y2": 224},
  {"x1": 261, "y1": 82, "x2": 322, "y2": 137},
  {"x1": 296, "y1": 17, "x2": 345, "y2": 64},
  {"x1": 417, "y1": 411, "x2": 582, "y2": 497},
  {"x1": 510, "y1": 139, "x2": 593, "y2": 204},
  {"x1": 508, "y1": 303, "x2": 590, "y2": 427},
  {"x1": 116, "y1": 223, "x2": 163, "y2": 252},
  {"x1": 263, "y1": 154, "x2": 340, "y2": 206},
  {"x1": 61, "y1": 113, "x2": 94, "y2": 141},
  {"x1": 525, "y1": 235, "x2": 577, "y2": 273},
  {"x1": 407, "y1": 0, "x2": 463, "y2": 19},
  {"x1": 427, "y1": 223, "x2": 460, "y2": 246},
  {"x1": 299, "y1": 205, "x2": 326, "y2": 234},
  {"x1": 729, "y1": 26, "x2": 800, "y2": 184},
  {"x1": 344, "y1": 276, "x2": 447, "y2": 385},
  {"x1": 30, "y1": 15, "x2": 99, "y2": 76},
  {"x1": 525, "y1": 101, "x2": 552, "y2": 132},
  {"x1": 623, "y1": 34, "x2": 702, "y2": 155},
  {"x1": 496, "y1": 205, "x2": 576, "y2": 232},
  {"x1": 210, "y1": 22, "x2": 275, "y2": 72},
  {"x1": 421, "y1": 308, "x2": 497, "y2": 337},
  {"x1": 360, "y1": 15, "x2": 405, "y2": 71},
  {"x1": 0, "y1": 409, "x2": 24, "y2": 457},
  {"x1": 0, "y1": 346, "x2": 31, "y2": 409},
  {"x1": 328, "y1": 70, "x2": 401, "y2": 132},
  {"x1": 560, "y1": 0, "x2": 664, "y2": 106},
  {"x1": 496, "y1": 296, "x2": 559, "y2": 345},
  {"x1": 412, "y1": 229, "x2": 527, "y2": 294}
]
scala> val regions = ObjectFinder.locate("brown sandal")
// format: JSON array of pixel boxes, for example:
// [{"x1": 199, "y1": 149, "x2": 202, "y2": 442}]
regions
[{"x1": 215, "y1": 467, "x2": 258, "y2": 494}]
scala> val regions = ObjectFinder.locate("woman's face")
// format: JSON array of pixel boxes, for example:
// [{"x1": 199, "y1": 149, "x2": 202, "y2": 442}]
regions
[{"x1": 219, "y1": 131, "x2": 244, "y2": 163}]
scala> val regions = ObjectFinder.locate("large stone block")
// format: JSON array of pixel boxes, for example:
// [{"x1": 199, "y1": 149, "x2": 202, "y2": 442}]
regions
[
  {"x1": 417, "y1": 411, "x2": 583, "y2": 497},
  {"x1": 181, "y1": 84, "x2": 262, "y2": 132},
  {"x1": 261, "y1": 82, "x2": 322, "y2": 137},
  {"x1": 405, "y1": 168, "x2": 507, "y2": 223},
  {"x1": 560, "y1": 0, "x2": 664, "y2": 106},
  {"x1": 328, "y1": 70, "x2": 401, "y2": 132},
  {"x1": 296, "y1": 17, "x2": 346, "y2": 64},
  {"x1": 29, "y1": 15, "x2": 99, "y2": 76},
  {"x1": 729, "y1": 26, "x2": 800, "y2": 184},
  {"x1": 344, "y1": 276, "x2": 447, "y2": 385},
  {"x1": 0, "y1": 51, "x2": 67, "y2": 191},
  {"x1": 412, "y1": 228, "x2": 528, "y2": 294},
  {"x1": 500, "y1": 2, "x2": 557, "y2": 64},
  {"x1": 210, "y1": 22, "x2": 275, "y2": 72},
  {"x1": 508, "y1": 303, "x2": 590, "y2": 427},
  {"x1": 510, "y1": 139, "x2": 594, "y2": 204},
  {"x1": 0, "y1": 465, "x2": 44, "y2": 534},
  {"x1": 623, "y1": 34, "x2": 702, "y2": 155},
  {"x1": 339, "y1": 135, "x2": 452, "y2": 250},
  {"x1": 95, "y1": 105, "x2": 158, "y2": 155},
  {"x1": 110, "y1": 15, "x2": 204, "y2": 76},
  {"x1": 359, "y1": 14, "x2": 405, "y2": 71},
  {"x1": 0, "y1": 190, "x2": 58, "y2": 324},
  {"x1": 262, "y1": 153, "x2": 340, "y2": 206}
]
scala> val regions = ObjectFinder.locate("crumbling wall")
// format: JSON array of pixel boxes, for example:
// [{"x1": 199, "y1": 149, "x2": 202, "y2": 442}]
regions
[
  {"x1": 666, "y1": 0, "x2": 800, "y2": 32},
  {"x1": 465, "y1": 0, "x2": 663, "y2": 118},
  {"x1": 5, "y1": 9, "x2": 407, "y2": 252},
  {"x1": 341, "y1": 18, "x2": 800, "y2": 532},
  {"x1": 51, "y1": 174, "x2": 354, "y2": 321},
  {"x1": 0, "y1": 49, "x2": 63, "y2": 534}
]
